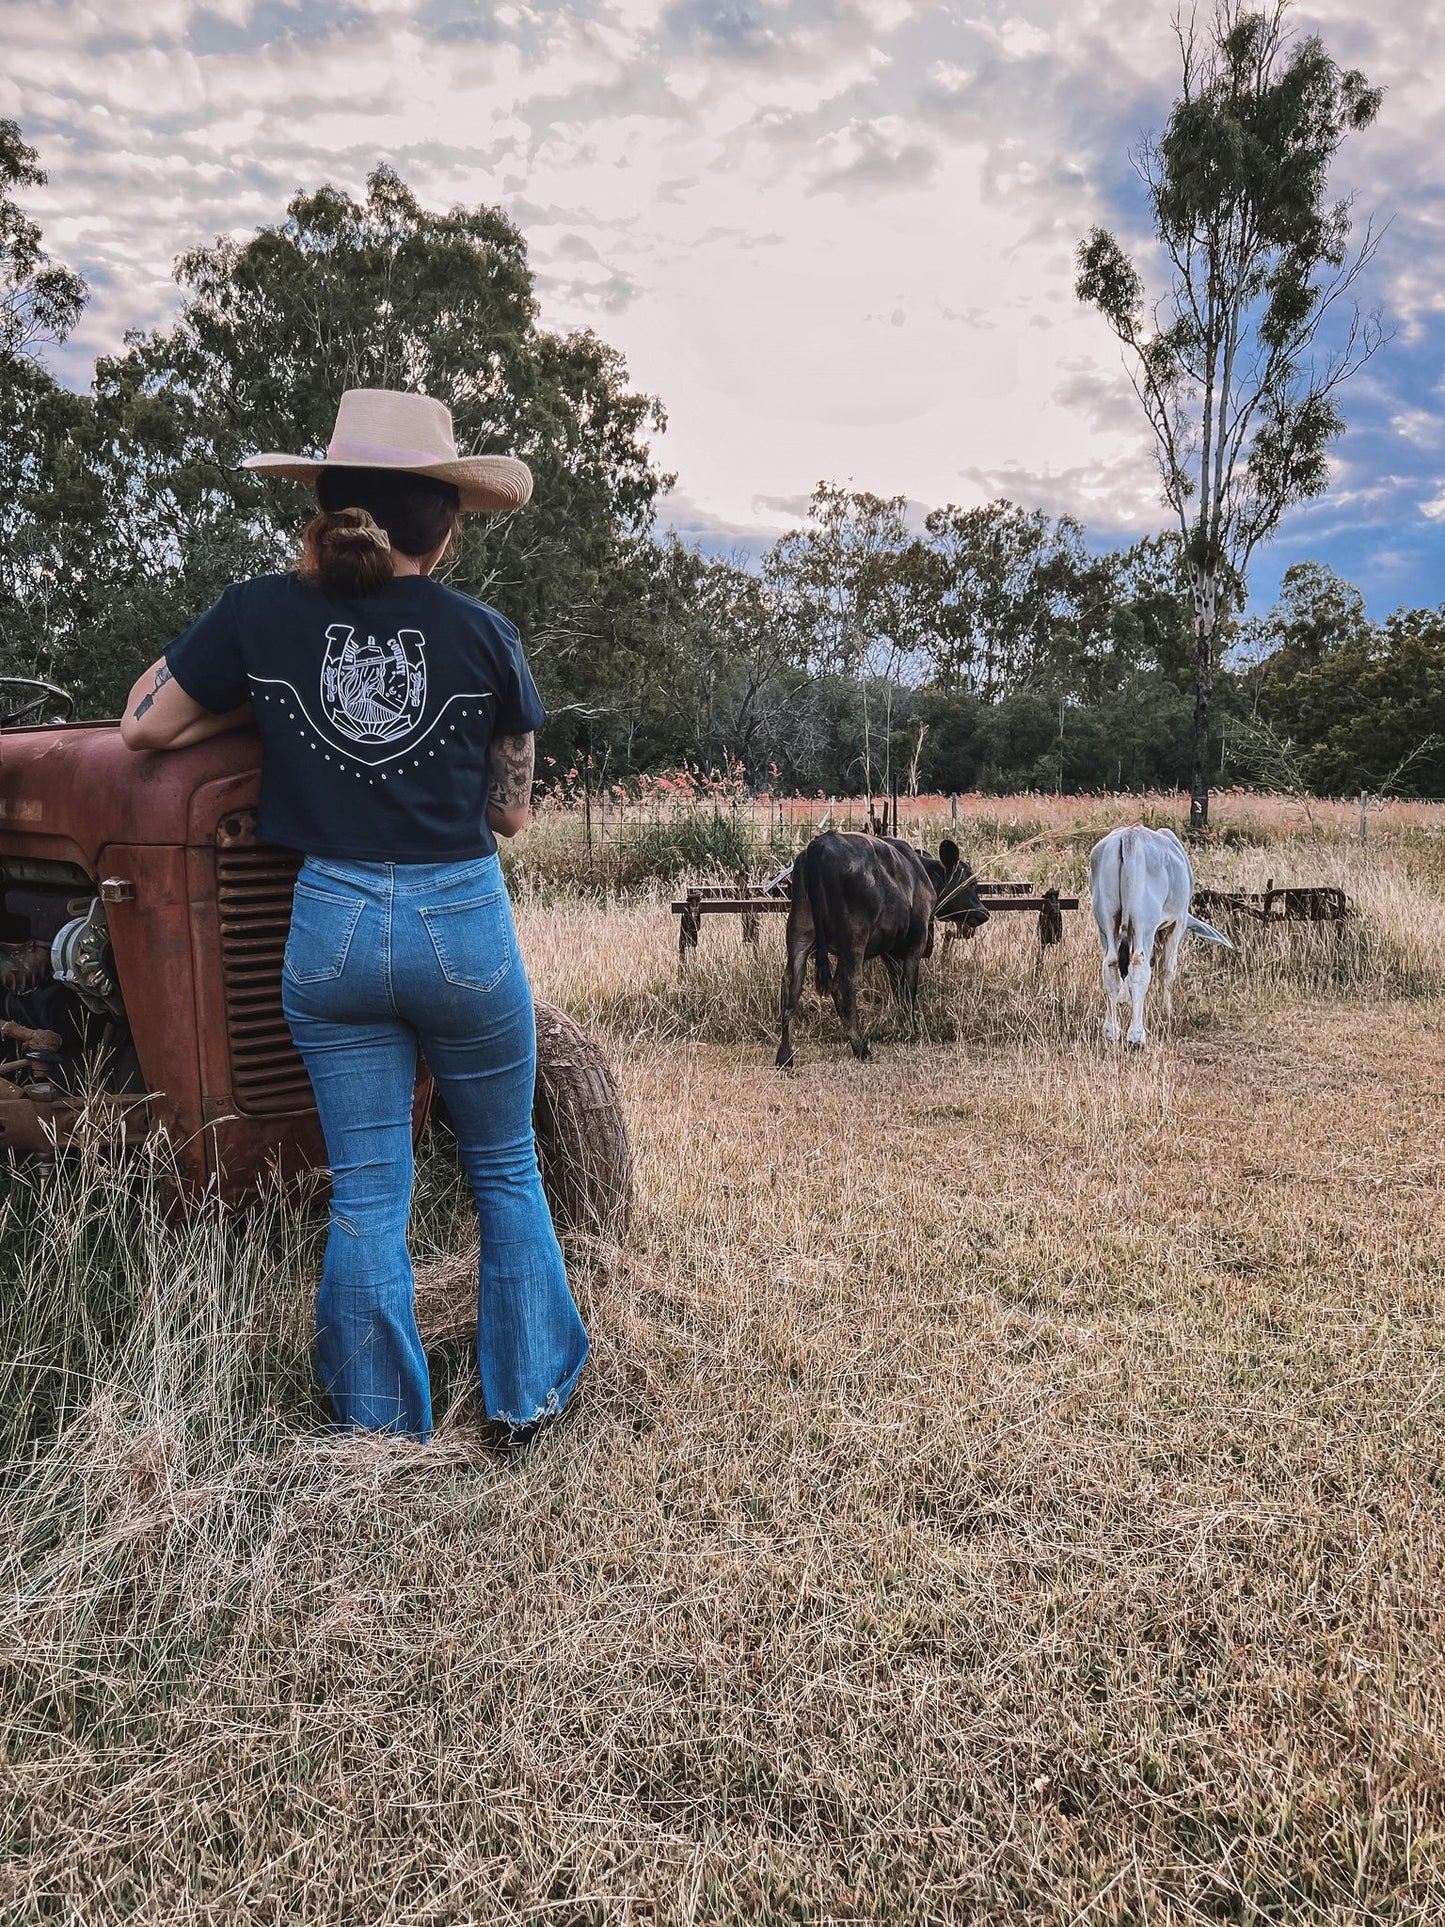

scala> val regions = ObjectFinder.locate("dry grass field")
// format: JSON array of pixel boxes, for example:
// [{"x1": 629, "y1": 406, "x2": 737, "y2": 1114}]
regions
[{"x1": 2, "y1": 792, "x2": 1444, "y2": 1923}]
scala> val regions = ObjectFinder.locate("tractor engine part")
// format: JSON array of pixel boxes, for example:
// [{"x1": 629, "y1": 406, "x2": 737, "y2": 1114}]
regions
[
  {"x1": 0, "y1": 940, "x2": 50, "y2": 994},
  {"x1": 0, "y1": 1018, "x2": 64, "y2": 1053},
  {"x1": 50, "y1": 898, "x2": 124, "y2": 1015}
]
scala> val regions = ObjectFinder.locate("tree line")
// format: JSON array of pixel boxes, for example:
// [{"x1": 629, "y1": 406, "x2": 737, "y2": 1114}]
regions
[
  {"x1": 605, "y1": 522, "x2": 1445, "y2": 800},
  {"x1": 2, "y1": 96, "x2": 1437, "y2": 804}
]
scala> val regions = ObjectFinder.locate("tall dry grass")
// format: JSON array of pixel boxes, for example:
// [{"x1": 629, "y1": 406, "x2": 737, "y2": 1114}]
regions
[
  {"x1": 509, "y1": 786, "x2": 1445, "y2": 899},
  {"x1": 2, "y1": 795, "x2": 1444, "y2": 1922},
  {"x1": 517, "y1": 811, "x2": 1445, "y2": 1051}
]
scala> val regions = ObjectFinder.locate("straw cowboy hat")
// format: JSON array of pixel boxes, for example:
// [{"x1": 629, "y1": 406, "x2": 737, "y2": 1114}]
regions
[{"x1": 243, "y1": 387, "x2": 532, "y2": 512}]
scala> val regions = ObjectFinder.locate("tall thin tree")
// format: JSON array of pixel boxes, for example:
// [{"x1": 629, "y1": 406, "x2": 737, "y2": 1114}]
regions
[
  {"x1": 0, "y1": 121, "x2": 84, "y2": 362},
  {"x1": 1076, "y1": 2, "x2": 1383, "y2": 829}
]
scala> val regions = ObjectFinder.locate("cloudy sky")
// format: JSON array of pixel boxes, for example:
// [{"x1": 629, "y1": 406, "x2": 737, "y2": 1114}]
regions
[{"x1": 5, "y1": 0, "x2": 1445, "y2": 613}]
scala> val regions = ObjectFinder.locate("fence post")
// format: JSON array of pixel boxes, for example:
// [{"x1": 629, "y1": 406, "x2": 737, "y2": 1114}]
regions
[
  {"x1": 1038, "y1": 888, "x2": 1064, "y2": 948},
  {"x1": 582, "y1": 745, "x2": 593, "y2": 879},
  {"x1": 738, "y1": 868, "x2": 760, "y2": 947},
  {"x1": 1360, "y1": 790, "x2": 1368, "y2": 846},
  {"x1": 678, "y1": 891, "x2": 701, "y2": 971},
  {"x1": 950, "y1": 792, "x2": 958, "y2": 827}
]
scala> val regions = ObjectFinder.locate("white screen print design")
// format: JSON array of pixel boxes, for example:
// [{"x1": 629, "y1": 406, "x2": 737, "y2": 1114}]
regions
[
  {"x1": 248, "y1": 625, "x2": 495, "y2": 770},
  {"x1": 322, "y1": 624, "x2": 425, "y2": 743}
]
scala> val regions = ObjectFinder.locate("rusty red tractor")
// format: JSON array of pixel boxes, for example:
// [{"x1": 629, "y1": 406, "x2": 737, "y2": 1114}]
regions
[{"x1": 0, "y1": 678, "x2": 631, "y2": 1239}]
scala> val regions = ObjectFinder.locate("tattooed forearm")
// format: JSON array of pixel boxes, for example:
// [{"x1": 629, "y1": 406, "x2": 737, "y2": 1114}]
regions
[
  {"x1": 131, "y1": 661, "x2": 173, "y2": 723},
  {"x1": 487, "y1": 732, "x2": 535, "y2": 811}
]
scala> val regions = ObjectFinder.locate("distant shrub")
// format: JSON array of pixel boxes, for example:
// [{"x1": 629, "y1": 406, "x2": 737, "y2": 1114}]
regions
[
  {"x1": 625, "y1": 808, "x2": 755, "y2": 883},
  {"x1": 504, "y1": 803, "x2": 790, "y2": 896}
]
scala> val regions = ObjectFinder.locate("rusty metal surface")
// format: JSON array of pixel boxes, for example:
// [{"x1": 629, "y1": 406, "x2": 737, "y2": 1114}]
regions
[
  {"x1": 672, "y1": 875, "x2": 1081, "y2": 963},
  {"x1": 1038, "y1": 888, "x2": 1066, "y2": 946},
  {"x1": 668, "y1": 876, "x2": 1037, "y2": 912},
  {"x1": 0, "y1": 720, "x2": 266, "y2": 864},
  {"x1": 215, "y1": 808, "x2": 261, "y2": 850},
  {"x1": 214, "y1": 842, "x2": 314, "y2": 1117},
  {"x1": 1194, "y1": 882, "x2": 1351, "y2": 924},
  {"x1": 670, "y1": 887, "x2": 1080, "y2": 919},
  {"x1": 200, "y1": 1111, "x2": 330, "y2": 1199},
  {"x1": 99, "y1": 841, "x2": 208, "y2": 1189},
  {"x1": 0, "y1": 1092, "x2": 152, "y2": 1157},
  {"x1": 670, "y1": 895, "x2": 792, "y2": 917},
  {"x1": 0, "y1": 1018, "x2": 62, "y2": 1052},
  {"x1": 947, "y1": 892, "x2": 1081, "y2": 914},
  {"x1": 670, "y1": 890, "x2": 1080, "y2": 917}
]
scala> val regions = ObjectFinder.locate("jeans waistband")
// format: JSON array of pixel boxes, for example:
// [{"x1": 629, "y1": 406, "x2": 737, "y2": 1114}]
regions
[{"x1": 302, "y1": 853, "x2": 503, "y2": 897}]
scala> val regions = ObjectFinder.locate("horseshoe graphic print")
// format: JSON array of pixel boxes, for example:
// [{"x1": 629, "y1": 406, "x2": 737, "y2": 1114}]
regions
[{"x1": 320, "y1": 625, "x2": 427, "y2": 744}]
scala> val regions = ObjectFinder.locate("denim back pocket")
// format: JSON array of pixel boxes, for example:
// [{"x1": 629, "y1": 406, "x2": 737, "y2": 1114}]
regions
[
  {"x1": 284, "y1": 881, "x2": 366, "y2": 984},
  {"x1": 418, "y1": 892, "x2": 514, "y2": 993}
]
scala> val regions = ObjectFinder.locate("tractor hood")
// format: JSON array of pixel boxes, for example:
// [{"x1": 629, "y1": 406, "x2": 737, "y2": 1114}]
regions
[{"x1": 0, "y1": 721, "x2": 263, "y2": 870}]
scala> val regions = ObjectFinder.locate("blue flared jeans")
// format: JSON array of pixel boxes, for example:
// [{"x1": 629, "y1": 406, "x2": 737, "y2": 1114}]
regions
[{"x1": 280, "y1": 853, "x2": 588, "y2": 1438}]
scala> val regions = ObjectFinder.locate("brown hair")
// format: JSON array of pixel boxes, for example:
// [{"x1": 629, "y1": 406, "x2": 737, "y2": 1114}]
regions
[
  {"x1": 299, "y1": 506, "x2": 395, "y2": 597},
  {"x1": 298, "y1": 468, "x2": 464, "y2": 597}
]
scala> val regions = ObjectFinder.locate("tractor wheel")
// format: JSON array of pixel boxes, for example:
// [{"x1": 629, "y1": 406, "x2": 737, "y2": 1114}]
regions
[{"x1": 533, "y1": 1000, "x2": 632, "y2": 1247}]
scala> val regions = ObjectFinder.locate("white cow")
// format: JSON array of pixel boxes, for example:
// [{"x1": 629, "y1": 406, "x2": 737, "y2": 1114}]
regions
[{"x1": 1089, "y1": 826, "x2": 1233, "y2": 1047}]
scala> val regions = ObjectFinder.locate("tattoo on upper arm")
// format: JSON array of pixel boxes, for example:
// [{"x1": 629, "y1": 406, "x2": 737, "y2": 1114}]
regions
[
  {"x1": 132, "y1": 662, "x2": 173, "y2": 723},
  {"x1": 488, "y1": 732, "x2": 535, "y2": 811}
]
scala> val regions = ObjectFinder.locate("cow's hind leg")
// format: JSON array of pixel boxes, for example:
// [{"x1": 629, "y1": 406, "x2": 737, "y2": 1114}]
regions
[
  {"x1": 836, "y1": 949, "x2": 870, "y2": 1060},
  {"x1": 1100, "y1": 928, "x2": 1125, "y2": 1044},
  {"x1": 1124, "y1": 918, "x2": 1160, "y2": 1048},
  {"x1": 1157, "y1": 919, "x2": 1186, "y2": 1025},
  {"x1": 775, "y1": 930, "x2": 809, "y2": 1071},
  {"x1": 901, "y1": 953, "x2": 924, "y2": 1038}
]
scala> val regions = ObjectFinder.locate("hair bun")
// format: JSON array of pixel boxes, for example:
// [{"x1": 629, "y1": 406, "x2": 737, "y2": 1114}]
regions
[
  {"x1": 322, "y1": 508, "x2": 390, "y2": 552},
  {"x1": 301, "y1": 503, "x2": 397, "y2": 594},
  {"x1": 327, "y1": 526, "x2": 390, "y2": 550}
]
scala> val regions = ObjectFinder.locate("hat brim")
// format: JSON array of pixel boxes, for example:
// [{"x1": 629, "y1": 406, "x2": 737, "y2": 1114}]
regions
[{"x1": 241, "y1": 451, "x2": 533, "y2": 513}]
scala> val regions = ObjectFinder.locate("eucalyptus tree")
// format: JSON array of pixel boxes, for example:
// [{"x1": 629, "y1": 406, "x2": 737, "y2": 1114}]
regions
[
  {"x1": 919, "y1": 501, "x2": 1115, "y2": 700},
  {"x1": 763, "y1": 483, "x2": 930, "y2": 794},
  {"x1": 0, "y1": 122, "x2": 98, "y2": 696},
  {"x1": 0, "y1": 120, "x2": 84, "y2": 362},
  {"x1": 1076, "y1": 2, "x2": 1384, "y2": 828},
  {"x1": 764, "y1": 484, "x2": 925, "y2": 679},
  {"x1": 81, "y1": 165, "x2": 667, "y2": 713}
]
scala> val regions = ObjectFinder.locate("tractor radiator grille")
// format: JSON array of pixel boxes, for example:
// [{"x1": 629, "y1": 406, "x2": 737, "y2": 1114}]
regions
[{"x1": 214, "y1": 846, "x2": 315, "y2": 1116}]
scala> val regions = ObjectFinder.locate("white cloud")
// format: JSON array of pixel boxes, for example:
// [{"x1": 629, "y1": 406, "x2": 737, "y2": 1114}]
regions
[
  {"x1": 2, "y1": 0, "x2": 1440, "y2": 584},
  {"x1": 1391, "y1": 407, "x2": 1445, "y2": 448}
]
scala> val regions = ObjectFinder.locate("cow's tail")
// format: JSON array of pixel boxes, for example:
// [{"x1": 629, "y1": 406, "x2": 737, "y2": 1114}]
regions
[
  {"x1": 1186, "y1": 913, "x2": 1235, "y2": 950},
  {"x1": 1115, "y1": 827, "x2": 1139, "y2": 964},
  {"x1": 802, "y1": 847, "x2": 833, "y2": 994}
]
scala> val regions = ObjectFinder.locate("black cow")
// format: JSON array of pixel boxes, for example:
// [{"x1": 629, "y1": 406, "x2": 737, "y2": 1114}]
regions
[{"x1": 776, "y1": 831, "x2": 988, "y2": 1069}]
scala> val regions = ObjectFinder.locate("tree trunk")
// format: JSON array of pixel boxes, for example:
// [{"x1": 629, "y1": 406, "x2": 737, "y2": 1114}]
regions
[
  {"x1": 1188, "y1": 564, "x2": 1217, "y2": 833},
  {"x1": 861, "y1": 680, "x2": 872, "y2": 809}
]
